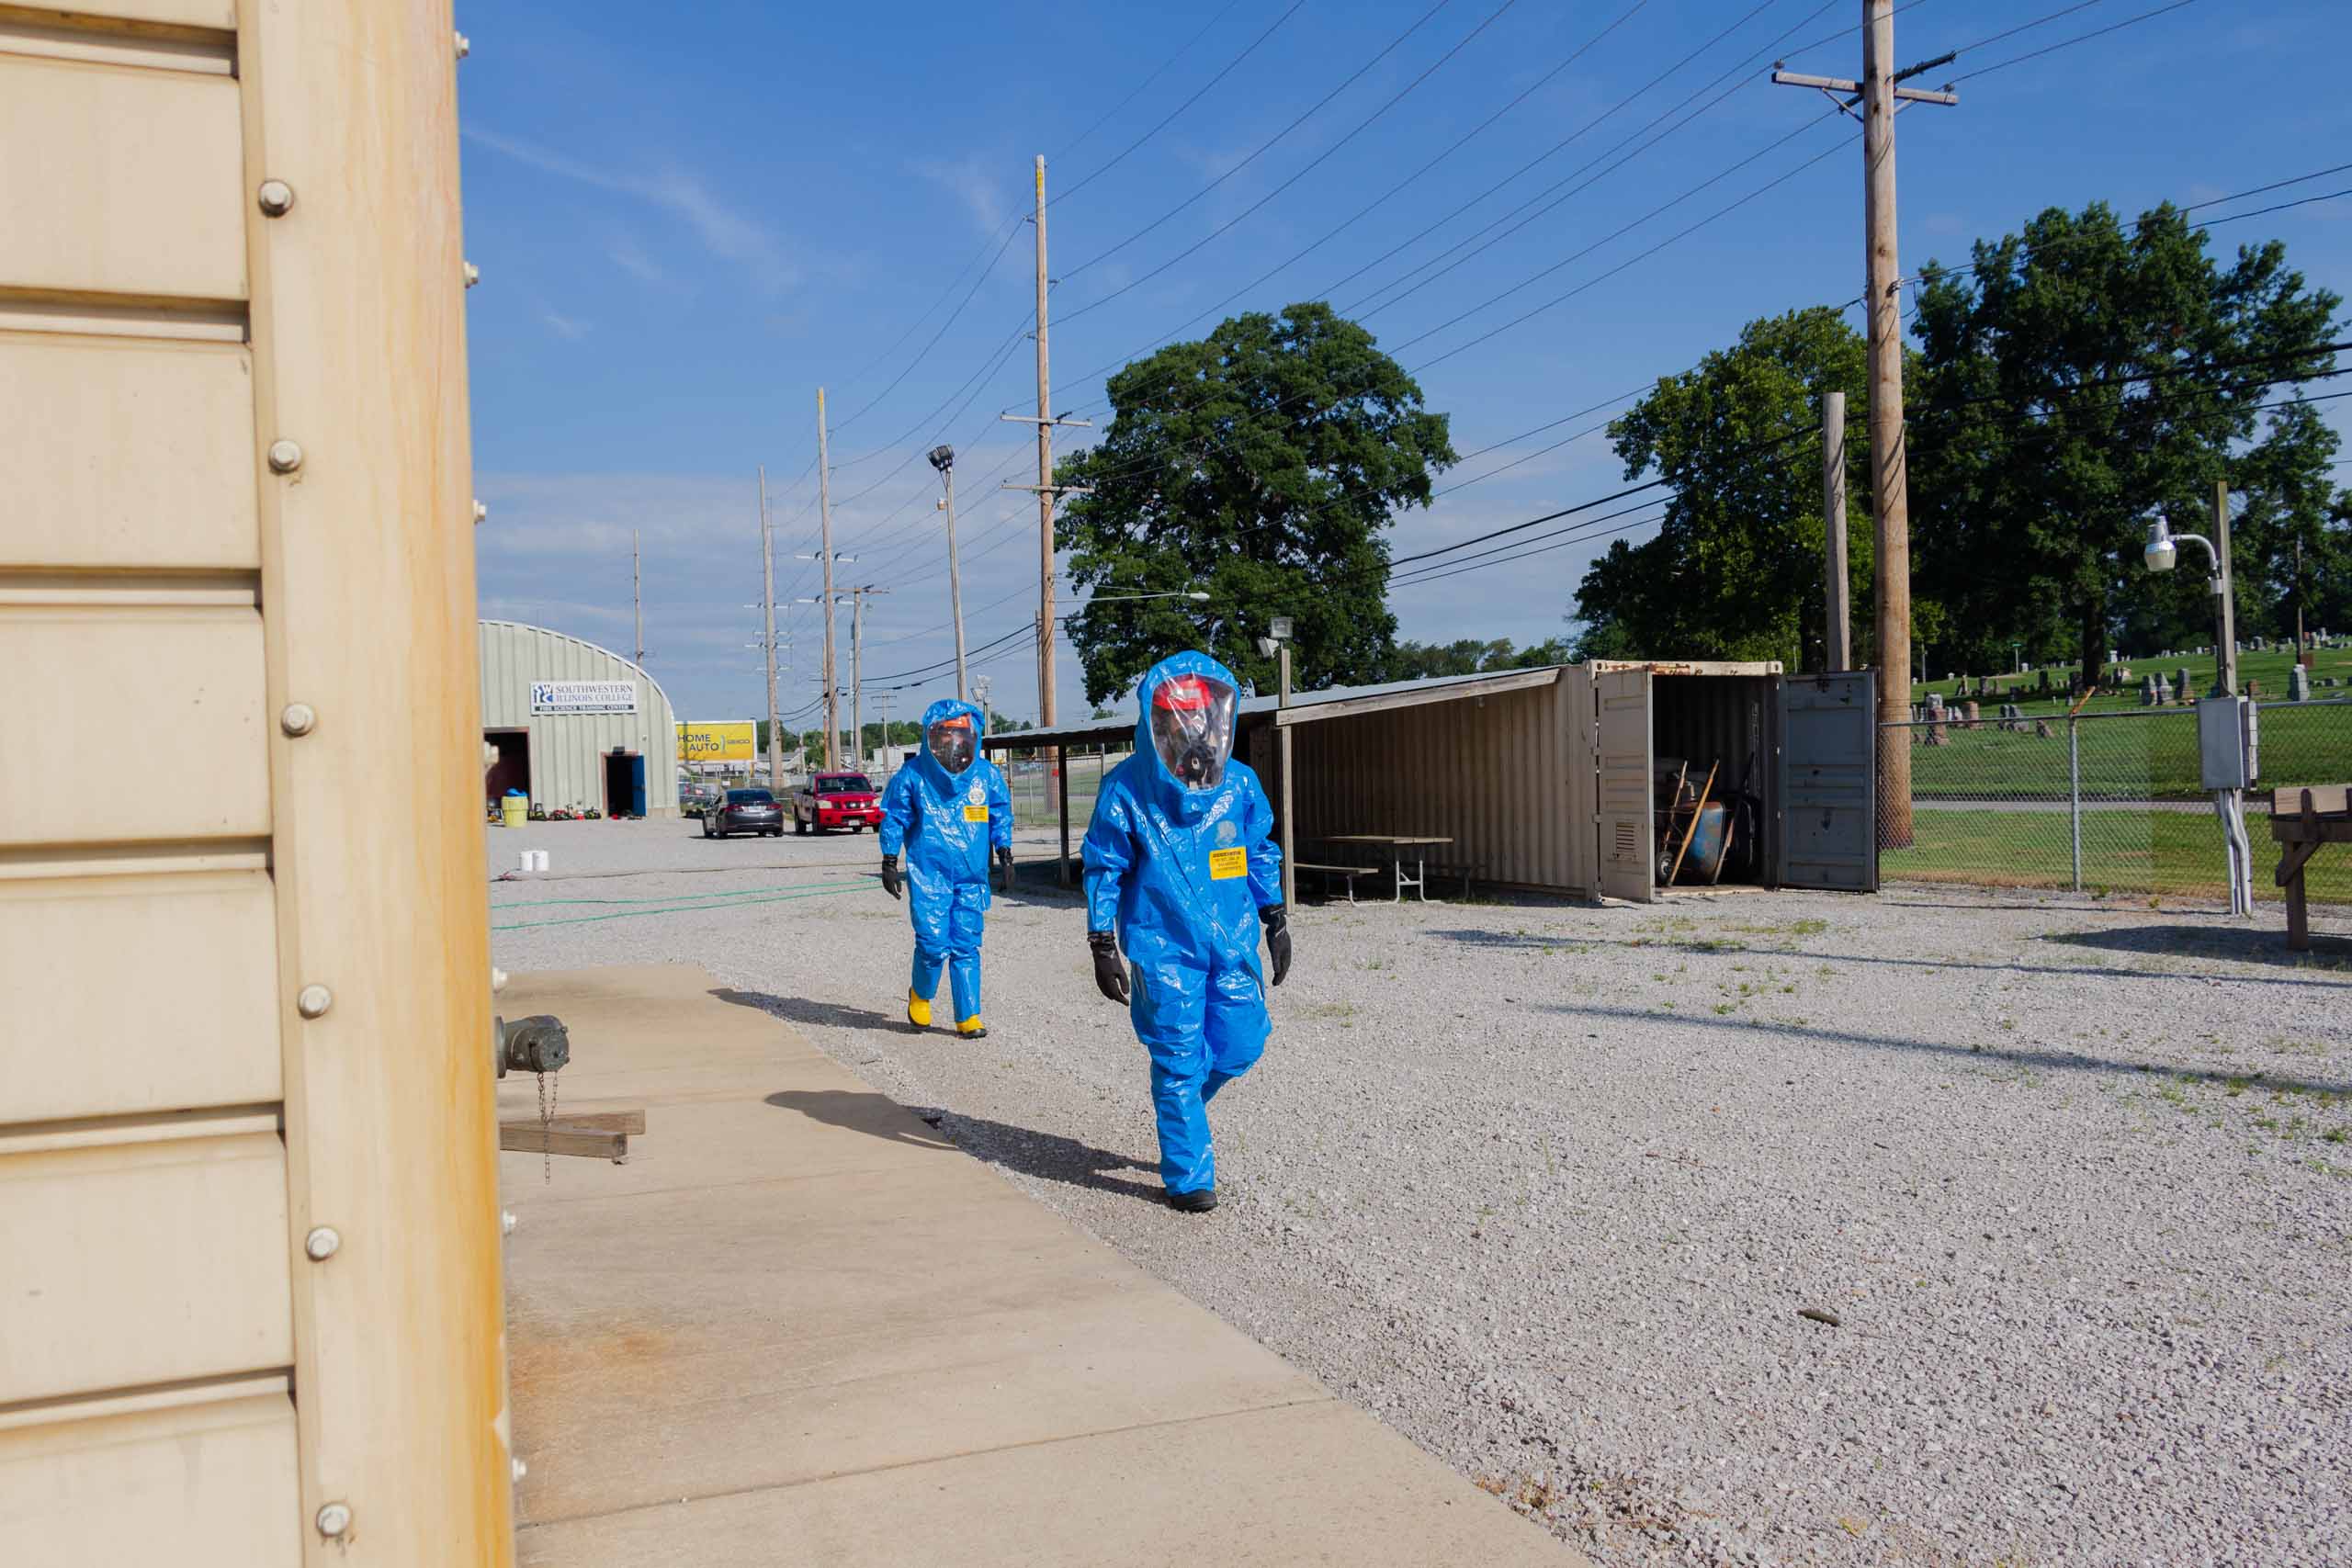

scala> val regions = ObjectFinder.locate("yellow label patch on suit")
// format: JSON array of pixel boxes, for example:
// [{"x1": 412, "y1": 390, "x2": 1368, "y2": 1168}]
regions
[
  {"x1": 1207, "y1": 846, "x2": 1248, "y2": 880},
  {"x1": 963, "y1": 804, "x2": 990, "y2": 822}
]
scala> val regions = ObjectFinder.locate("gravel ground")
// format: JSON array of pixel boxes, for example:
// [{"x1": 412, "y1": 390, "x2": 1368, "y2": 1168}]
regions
[{"x1": 493, "y1": 818, "x2": 2352, "y2": 1567}]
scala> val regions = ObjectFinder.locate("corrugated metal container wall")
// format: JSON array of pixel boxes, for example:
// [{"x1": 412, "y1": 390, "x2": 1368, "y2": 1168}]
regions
[
  {"x1": 1286, "y1": 670, "x2": 1593, "y2": 893},
  {"x1": 478, "y1": 621, "x2": 679, "y2": 816}
]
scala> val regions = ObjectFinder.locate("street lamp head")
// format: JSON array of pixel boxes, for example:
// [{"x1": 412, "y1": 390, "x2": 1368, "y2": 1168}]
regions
[
  {"x1": 1183, "y1": 591, "x2": 1210, "y2": 602},
  {"x1": 926, "y1": 445, "x2": 955, "y2": 473},
  {"x1": 1268, "y1": 615, "x2": 1295, "y2": 642},
  {"x1": 2143, "y1": 519, "x2": 2177, "y2": 574}
]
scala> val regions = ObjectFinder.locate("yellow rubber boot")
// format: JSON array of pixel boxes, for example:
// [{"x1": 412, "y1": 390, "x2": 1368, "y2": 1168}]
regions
[
  {"x1": 956, "y1": 1016, "x2": 988, "y2": 1040},
  {"x1": 906, "y1": 989, "x2": 932, "y2": 1030}
]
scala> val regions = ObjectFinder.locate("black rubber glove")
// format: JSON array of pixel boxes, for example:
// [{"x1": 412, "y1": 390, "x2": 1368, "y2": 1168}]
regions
[
  {"x1": 1089, "y1": 930, "x2": 1130, "y2": 1004},
  {"x1": 994, "y1": 845, "x2": 1015, "y2": 889},
  {"x1": 1260, "y1": 903, "x2": 1292, "y2": 987},
  {"x1": 879, "y1": 854, "x2": 902, "y2": 900}
]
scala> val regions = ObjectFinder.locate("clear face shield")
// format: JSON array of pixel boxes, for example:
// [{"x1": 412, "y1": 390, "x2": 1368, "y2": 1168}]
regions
[
  {"x1": 1149, "y1": 674, "x2": 1238, "y2": 790},
  {"x1": 926, "y1": 715, "x2": 977, "y2": 774}
]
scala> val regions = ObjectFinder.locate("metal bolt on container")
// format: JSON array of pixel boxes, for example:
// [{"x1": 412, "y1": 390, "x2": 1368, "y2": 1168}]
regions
[
  {"x1": 315, "y1": 1503, "x2": 352, "y2": 1539},
  {"x1": 266, "y1": 439, "x2": 303, "y2": 473},
  {"x1": 501, "y1": 1209, "x2": 518, "y2": 1235},
  {"x1": 464, "y1": 261, "x2": 481, "y2": 288},
  {"x1": 279, "y1": 703, "x2": 317, "y2": 737},
  {"x1": 296, "y1": 985, "x2": 333, "y2": 1019},
  {"x1": 304, "y1": 1226, "x2": 341, "y2": 1261},
  {"x1": 256, "y1": 179, "x2": 295, "y2": 216}
]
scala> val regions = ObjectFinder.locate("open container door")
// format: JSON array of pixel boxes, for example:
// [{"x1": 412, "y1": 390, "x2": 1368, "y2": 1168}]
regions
[
  {"x1": 1774, "y1": 670, "x2": 1878, "y2": 891},
  {"x1": 1595, "y1": 665, "x2": 1655, "y2": 901}
]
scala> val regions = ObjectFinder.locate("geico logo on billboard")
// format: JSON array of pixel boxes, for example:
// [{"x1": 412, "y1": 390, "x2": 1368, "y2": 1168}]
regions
[
  {"x1": 677, "y1": 719, "x2": 756, "y2": 761},
  {"x1": 530, "y1": 680, "x2": 638, "y2": 715}
]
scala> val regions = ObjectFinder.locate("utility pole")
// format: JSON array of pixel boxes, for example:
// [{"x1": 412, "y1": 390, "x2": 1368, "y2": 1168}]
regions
[
  {"x1": 846, "y1": 584, "x2": 889, "y2": 770},
  {"x1": 817, "y1": 387, "x2": 839, "y2": 771},
  {"x1": 1773, "y1": 6, "x2": 1957, "y2": 848},
  {"x1": 757, "y1": 468, "x2": 781, "y2": 793},
  {"x1": 2214, "y1": 480, "x2": 2239, "y2": 697},
  {"x1": 930, "y1": 445, "x2": 968, "y2": 698},
  {"x1": 1821, "y1": 389, "x2": 1849, "y2": 672},
  {"x1": 633, "y1": 527, "x2": 645, "y2": 668},
  {"x1": 2294, "y1": 536, "x2": 2308, "y2": 667},
  {"x1": 875, "y1": 690, "x2": 894, "y2": 773}
]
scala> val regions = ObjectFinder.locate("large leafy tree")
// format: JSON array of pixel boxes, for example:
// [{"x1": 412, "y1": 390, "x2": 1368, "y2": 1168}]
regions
[
  {"x1": 1055, "y1": 301, "x2": 1456, "y2": 704},
  {"x1": 1381, "y1": 636, "x2": 1574, "y2": 681},
  {"x1": 1909, "y1": 201, "x2": 2341, "y2": 683},
  {"x1": 1570, "y1": 308, "x2": 1871, "y2": 669}
]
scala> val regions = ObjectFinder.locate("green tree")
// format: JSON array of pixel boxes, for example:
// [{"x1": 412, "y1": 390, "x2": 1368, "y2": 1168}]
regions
[
  {"x1": 1910, "y1": 200, "x2": 2341, "y2": 684},
  {"x1": 1570, "y1": 308, "x2": 1870, "y2": 669},
  {"x1": 1382, "y1": 636, "x2": 1573, "y2": 680},
  {"x1": 1055, "y1": 301, "x2": 1457, "y2": 704}
]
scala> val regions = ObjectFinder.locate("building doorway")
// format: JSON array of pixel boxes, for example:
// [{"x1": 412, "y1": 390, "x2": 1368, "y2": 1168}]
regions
[
  {"x1": 484, "y1": 728, "x2": 530, "y2": 807},
  {"x1": 603, "y1": 750, "x2": 647, "y2": 818}
]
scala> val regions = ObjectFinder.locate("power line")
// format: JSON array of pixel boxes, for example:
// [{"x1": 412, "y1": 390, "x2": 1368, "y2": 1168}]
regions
[
  {"x1": 1054, "y1": 0, "x2": 1304, "y2": 207},
  {"x1": 1057, "y1": 0, "x2": 1530, "y2": 327},
  {"x1": 1052, "y1": 0, "x2": 1252, "y2": 164},
  {"x1": 1059, "y1": 0, "x2": 1464, "y2": 285},
  {"x1": 1950, "y1": 0, "x2": 2199, "y2": 83}
]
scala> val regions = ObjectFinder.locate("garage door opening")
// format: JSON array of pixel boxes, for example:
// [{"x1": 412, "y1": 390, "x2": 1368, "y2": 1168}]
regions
[
  {"x1": 604, "y1": 750, "x2": 646, "y2": 818},
  {"x1": 485, "y1": 728, "x2": 530, "y2": 807}
]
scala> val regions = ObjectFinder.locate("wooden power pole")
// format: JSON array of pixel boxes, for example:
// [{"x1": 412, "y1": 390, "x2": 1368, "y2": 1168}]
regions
[
  {"x1": 817, "y1": 388, "x2": 839, "y2": 771},
  {"x1": 758, "y1": 467, "x2": 781, "y2": 791},
  {"x1": 1773, "y1": 4, "x2": 1957, "y2": 845},
  {"x1": 1821, "y1": 389, "x2": 1849, "y2": 671}
]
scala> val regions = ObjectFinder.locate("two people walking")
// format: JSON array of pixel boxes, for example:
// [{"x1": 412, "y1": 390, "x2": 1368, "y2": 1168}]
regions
[{"x1": 876, "y1": 652, "x2": 1293, "y2": 1213}]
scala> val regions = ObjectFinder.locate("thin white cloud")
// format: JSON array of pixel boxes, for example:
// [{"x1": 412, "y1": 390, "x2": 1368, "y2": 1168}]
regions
[
  {"x1": 911, "y1": 153, "x2": 1012, "y2": 243},
  {"x1": 608, "y1": 233, "x2": 665, "y2": 285},
  {"x1": 539, "y1": 309, "x2": 590, "y2": 340},
  {"x1": 465, "y1": 126, "x2": 797, "y2": 292}
]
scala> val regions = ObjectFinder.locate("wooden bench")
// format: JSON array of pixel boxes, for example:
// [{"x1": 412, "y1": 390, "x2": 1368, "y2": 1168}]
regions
[
  {"x1": 1294, "y1": 862, "x2": 1382, "y2": 904},
  {"x1": 1423, "y1": 862, "x2": 1487, "y2": 898},
  {"x1": 2271, "y1": 785, "x2": 2352, "y2": 951}
]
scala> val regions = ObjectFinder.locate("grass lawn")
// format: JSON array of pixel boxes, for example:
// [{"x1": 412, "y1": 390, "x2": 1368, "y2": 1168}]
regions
[
  {"x1": 1903, "y1": 700, "x2": 2352, "y2": 802},
  {"x1": 1883, "y1": 807, "x2": 2352, "y2": 904}
]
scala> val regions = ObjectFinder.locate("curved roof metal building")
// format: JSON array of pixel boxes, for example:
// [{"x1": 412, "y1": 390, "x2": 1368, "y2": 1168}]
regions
[{"x1": 479, "y1": 620, "x2": 678, "y2": 817}]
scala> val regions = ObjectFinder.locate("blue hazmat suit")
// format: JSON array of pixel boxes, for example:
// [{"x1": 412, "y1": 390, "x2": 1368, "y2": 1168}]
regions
[
  {"x1": 878, "y1": 698, "x2": 1012, "y2": 1027},
  {"x1": 1082, "y1": 652, "x2": 1283, "y2": 1195}
]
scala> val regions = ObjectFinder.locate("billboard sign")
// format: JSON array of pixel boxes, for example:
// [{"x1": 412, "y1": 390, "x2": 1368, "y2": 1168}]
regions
[
  {"x1": 678, "y1": 719, "x2": 756, "y2": 763},
  {"x1": 530, "y1": 680, "x2": 637, "y2": 716}
]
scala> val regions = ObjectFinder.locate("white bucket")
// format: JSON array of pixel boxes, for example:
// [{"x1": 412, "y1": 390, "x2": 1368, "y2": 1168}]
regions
[
  {"x1": 516, "y1": 851, "x2": 534, "y2": 873},
  {"x1": 530, "y1": 850, "x2": 550, "y2": 872}
]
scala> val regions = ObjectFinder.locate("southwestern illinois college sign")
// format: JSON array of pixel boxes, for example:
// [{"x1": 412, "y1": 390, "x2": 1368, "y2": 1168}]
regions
[{"x1": 529, "y1": 680, "x2": 638, "y2": 716}]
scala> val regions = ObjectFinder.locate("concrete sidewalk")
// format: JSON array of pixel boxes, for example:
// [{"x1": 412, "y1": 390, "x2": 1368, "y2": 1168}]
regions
[{"x1": 496, "y1": 964, "x2": 1581, "y2": 1567}]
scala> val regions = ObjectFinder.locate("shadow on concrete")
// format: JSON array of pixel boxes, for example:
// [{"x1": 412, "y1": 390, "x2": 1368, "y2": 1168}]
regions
[
  {"x1": 763, "y1": 1089, "x2": 956, "y2": 1152},
  {"x1": 710, "y1": 987, "x2": 910, "y2": 1034},
  {"x1": 1429, "y1": 926, "x2": 2352, "y2": 990},
  {"x1": 759, "y1": 1087, "x2": 1164, "y2": 1203},
  {"x1": 1540, "y1": 999, "x2": 2352, "y2": 1099}
]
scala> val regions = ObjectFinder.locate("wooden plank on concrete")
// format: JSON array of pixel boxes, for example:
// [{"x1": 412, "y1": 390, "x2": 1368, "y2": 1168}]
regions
[{"x1": 499, "y1": 1123, "x2": 628, "y2": 1162}]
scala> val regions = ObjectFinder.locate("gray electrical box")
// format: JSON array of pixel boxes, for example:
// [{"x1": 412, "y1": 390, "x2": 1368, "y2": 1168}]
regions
[{"x1": 2197, "y1": 696, "x2": 2256, "y2": 789}]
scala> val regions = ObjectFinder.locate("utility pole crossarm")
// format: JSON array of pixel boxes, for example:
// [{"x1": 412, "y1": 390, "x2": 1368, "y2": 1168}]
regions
[
  {"x1": 1770, "y1": 68, "x2": 1957, "y2": 106},
  {"x1": 999, "y1": 412, "x2": 1094, "y2": 428}
]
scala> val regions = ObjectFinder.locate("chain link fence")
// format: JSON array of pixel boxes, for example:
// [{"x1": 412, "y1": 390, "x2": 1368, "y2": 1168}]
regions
[
  {"x1": 1875, "y1": 698, "x2": 2352, "y2": 904},
  {"x1": 1000, "y1": 742, "x2": 1132, "y2": 831}
]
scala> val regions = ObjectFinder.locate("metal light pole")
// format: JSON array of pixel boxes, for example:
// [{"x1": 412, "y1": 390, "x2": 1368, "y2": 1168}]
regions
[
  {"x1": 930, "y1": 444, "x2": 967, "y2": 699},
  {"x1": 2146, "y1": 505, "x2": 2253, "y2": 915}
]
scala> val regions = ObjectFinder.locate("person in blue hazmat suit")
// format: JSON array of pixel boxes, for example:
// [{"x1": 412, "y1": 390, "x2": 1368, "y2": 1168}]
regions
[
  {"x1": 1081, "y1": 652, "x2": 1291, "y2": 1213},
  {"x1": 878, "y1": 699, "x2": 1013, "y2": 1039}
]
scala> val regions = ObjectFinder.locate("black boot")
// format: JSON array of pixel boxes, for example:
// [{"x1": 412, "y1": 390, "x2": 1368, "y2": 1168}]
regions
[{"x1": 1165, "y1": 1186, "x2": 1218, "y2": 1213}]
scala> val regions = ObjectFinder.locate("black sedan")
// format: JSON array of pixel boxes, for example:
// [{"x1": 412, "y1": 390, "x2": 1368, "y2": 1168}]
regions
[{"x1": 702, "y1": 788, "x2": 785, "y2": 839}]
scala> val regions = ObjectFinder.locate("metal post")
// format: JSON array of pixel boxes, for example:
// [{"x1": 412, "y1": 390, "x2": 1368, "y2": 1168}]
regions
[
  {"x1": 817, "y1": 388, "x2": 838, "y2": 770},
  {"x1": 758, "y1": 467, "x2": 781, "y2": 794},
  {"x1": 633, "y1": 527, "x2": 644, "y2": 668},
  {"x1": 1864, "y1": 0, "x2": 1914, "y2": 848},
  {"x1": 2214, "y1": 479, "x2": 2237, "y2": 697},
  {"x1": 1057, "y1": 740, "x2": 1072, "y2": 887},
  {"x1": 1278, "y1": 644, "x2": 1295, "y2": 910},
  {"x1": 2067, "y1": 716, "x2": 2081, "y2": 893},
  {"x1": 1822, "y1": 389, "x2": 1849, "y2": 672},
  {"x1": 850, "y1": 587, "x2": 865, "y2": 771}
]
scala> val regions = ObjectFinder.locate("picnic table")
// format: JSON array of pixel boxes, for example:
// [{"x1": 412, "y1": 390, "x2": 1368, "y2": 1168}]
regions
[
  {"x1": 1319, "y1": 834, "x2": 1455, "y2": 903},
  {"x1": 2271, "y1": 785, "x2": 2352, "y2": 951}
]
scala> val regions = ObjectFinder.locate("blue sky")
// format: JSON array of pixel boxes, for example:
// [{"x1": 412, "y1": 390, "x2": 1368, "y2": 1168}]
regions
[{"x1": 459, "y1": 0, "x2": 2350, "y2": 728}]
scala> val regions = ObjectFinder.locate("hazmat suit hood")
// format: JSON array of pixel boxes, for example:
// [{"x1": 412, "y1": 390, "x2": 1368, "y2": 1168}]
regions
[
  {"x1": 912, "y1": 697, "x2": 985, "y2": 794},
  {"x1": 1132, "y1": 650, "x2": 1244, "y2": 825}
]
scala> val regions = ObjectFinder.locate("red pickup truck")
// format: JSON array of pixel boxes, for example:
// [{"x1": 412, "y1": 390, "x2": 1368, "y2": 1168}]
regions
[{"x1": 792, "y1": 771, "x2": 883, "y2": 835}]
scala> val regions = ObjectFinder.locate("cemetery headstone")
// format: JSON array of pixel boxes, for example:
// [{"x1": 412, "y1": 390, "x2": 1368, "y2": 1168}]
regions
[{"x1": 2289, "y1": 665, "x2": 2312, "y2": 702}]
